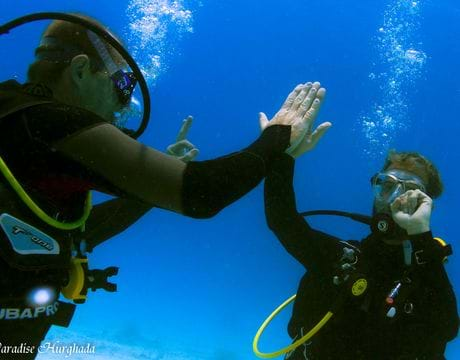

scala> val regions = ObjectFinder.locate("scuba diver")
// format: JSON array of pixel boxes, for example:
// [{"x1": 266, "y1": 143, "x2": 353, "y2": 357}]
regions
[
  {"x1": 0, "y1": 13, "x2": 325, "y2": 358},
  {"x1": 261, "y1": 88, "x2": 459, "y2": 359}
]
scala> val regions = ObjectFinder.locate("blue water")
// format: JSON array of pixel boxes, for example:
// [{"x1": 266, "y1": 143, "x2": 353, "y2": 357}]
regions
[{"x1": 1, "y1": 0, "x2": 460, "y2": 358}]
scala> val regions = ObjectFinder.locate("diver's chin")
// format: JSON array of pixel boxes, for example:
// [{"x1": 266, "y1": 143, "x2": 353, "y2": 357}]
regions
[{"x1": 372, "y1": 201, "x2": 390, "y2": 216}]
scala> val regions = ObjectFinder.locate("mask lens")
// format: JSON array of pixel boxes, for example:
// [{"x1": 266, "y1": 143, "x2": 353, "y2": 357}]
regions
[
  {"x1": 372, "y1": 171, "x2": 426, "y2": 205},
  {"x1": 373, "y1": 174, "x2": 401, "y2": 203},
  {"x1": 381, "y1": 181, "x2": 398, "y2": 198}
]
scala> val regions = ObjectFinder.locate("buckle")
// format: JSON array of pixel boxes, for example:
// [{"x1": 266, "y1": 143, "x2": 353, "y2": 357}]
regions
[{"x1": 414, "y1": 250, "x2": 427, "y2": 265}]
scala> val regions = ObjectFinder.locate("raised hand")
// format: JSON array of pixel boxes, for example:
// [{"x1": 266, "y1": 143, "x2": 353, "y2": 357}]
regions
[
  {"x1": 288, "y1": 87, "x2": 331, "y2": 158},
  {"x1": 258, "y1": 82, "x2": 331, "y2": 157},
  {"x1": 166, "y1": 116, "x2": 199, "y2": 162}
]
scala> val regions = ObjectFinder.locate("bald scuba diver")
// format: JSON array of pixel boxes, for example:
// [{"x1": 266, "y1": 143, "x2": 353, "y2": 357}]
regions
[
  {"x1": 0, "y1": 14, "x2": 326, "y2": 358},
  {"x1": 259, "y1": 89, "x2": 459, "y2": 359}
]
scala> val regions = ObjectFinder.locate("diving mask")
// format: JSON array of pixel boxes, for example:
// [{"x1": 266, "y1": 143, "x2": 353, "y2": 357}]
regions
[
  {"x1": 86, "y1": 30, "x2": 137, "y2": 107},
  {"x1": 371, "y1": 169, "x2": 426, "y2": 238},
  {"x1": 371, "y1": 169, "x2": 426, "y2": 206}
]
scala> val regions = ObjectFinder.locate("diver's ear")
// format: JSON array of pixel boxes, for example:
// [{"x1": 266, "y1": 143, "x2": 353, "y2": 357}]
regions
[{"x1": 70, "y1": 54, "x2": 92, "y2": 85}]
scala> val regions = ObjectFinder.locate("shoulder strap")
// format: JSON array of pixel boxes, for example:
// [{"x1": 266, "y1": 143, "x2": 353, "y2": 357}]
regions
[{"x1": 412, "y1": 237, "x2": 452, "y2": 266}]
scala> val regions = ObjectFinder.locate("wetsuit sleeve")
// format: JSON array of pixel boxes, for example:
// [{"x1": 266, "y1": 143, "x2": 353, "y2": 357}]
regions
[
  {"x1": 73, "y1": 198, "x2": 152, "y2": 252},
  {"x1": 52, "y1": 121, "x2": 291, "y2": 217},
  {"x1": 181, "y1": 125, "x2": 290, "y2": 218},
  {"x1": 264, "y1": 153, "x2": 344, "y2": 272}
]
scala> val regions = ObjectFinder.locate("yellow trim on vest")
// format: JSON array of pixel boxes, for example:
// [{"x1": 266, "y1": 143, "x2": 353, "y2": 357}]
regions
[{"x1": 434, "y1": 237, "x2": 448, "y2": 263}]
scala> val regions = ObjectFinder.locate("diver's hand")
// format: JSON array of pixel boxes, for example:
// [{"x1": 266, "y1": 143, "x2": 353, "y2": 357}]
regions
[
  {"x1": 166, "y1": 116, "x2": 199, "y2": 162},
  {"x1": 258, "y1": 82, "x2": 331, "y2": 156},
  {"x1": 390, "y1": 190, "x2": 432, "y2": 235},
  {"x1": 289, "y1": 87, "x2": 331, "y2": 158}
]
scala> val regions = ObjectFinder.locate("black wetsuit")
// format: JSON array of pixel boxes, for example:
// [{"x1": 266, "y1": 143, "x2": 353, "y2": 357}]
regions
[
  {"x1": 265, "y1": 154, "x2": 459, "y2": 359},
  {"x1": 0, "y1": 80, "x2": 291, "y2": 358}
]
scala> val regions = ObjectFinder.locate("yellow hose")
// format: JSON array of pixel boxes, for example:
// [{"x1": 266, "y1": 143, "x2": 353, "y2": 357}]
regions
[
  {"x1": 253, "y1": 294, "x2": 334, "y2": 359},
  {"x1": 62, "y1": 257, "x2": 88, "y2": 301},
  {"x1": 0, "y1": 155, "x2": 91, "y2": 230}
]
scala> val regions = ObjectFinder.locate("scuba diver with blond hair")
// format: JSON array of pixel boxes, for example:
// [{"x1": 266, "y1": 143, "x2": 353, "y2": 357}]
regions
[
  {"x1": 258, "y1": 90, "x2": 459, "y2": 358},
  {"x1": 0, "y1": 13, "x2": 326, "y2": 358}
]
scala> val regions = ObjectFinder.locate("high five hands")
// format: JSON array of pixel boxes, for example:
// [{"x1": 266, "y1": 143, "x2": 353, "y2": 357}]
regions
[
  {"x1": 170, "y1": 82, "x2": 330, "y2": 162},
  {"x1": 259, "y1": 82, "x2": 332, "y2": 158}
]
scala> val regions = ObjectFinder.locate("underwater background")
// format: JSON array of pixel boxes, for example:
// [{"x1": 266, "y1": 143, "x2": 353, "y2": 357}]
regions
[{"x1": 1, "y1": 0, "x2": 460, "y2": 358}]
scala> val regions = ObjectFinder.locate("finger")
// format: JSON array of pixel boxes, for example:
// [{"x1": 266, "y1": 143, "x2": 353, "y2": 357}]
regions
[
  {"x1": 290, "y1": 122, "x2": 332, "y2": 158},
  {"x1": 172, "y1": 140, "x2": 195, "y2": 153},
  {"x1": 300, "y1": 99, "x2": 322, "y2": 137},
  {"x1": 281, "y1": 83, "x2": 309, "y2": 112},
  {"x1": 414, "y1": 189, "x2": 430, "y2": 201},
  {"x1": 416, "y1": 192, "x2": 433, "y2": 211},
  {"x1": 297, "y1": 83, "x2": 321, "y2": 116},
  {"x1": 403, "y1": 198, "x2": 411, "y2": 214},
  {"x1": 407, "y1": 192, "x2": 418, "y2": 214},
  {"x1": 176, "y1": 116, "x2": 193, "y2": 142},
  {"x1": 166, "y1": 144, "x2": 176, "y2": 155},
  {"x1": 390, "y1": 197, "x2": 402, "y2": 213},
  {"x1": 419, "y1": 194, "x2": 433, "y2": 207},
  {"x1": 259, "y1": 112, "x2": 269, "y2": 131},
  {"x1": 309, "y1": 122, "x2": 332, "y2": 147},
  {"x1": 290, "y1": 83, "x2": 313, "y2": 111},
  {"x1": 180, "y1": 148, "x2": 199, "y2": 162},
  {"x1": 302, "y1": 96, "x2": 323, "y2": 122},
  {"x1": 316, "y1": 87, "x2": 326, "y2": 101},
  {"x1": 167, "y1": 145, "x2": 182, "y2": 156},
  {"x1": 397, "y1": 195, "x2": 408, "y2": 214},
  {"x1": 167, "y1": 140, "x2": 195, "y2": 157}
]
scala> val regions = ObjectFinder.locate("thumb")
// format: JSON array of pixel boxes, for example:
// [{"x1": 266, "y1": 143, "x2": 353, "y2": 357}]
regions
[
  {"x1": 259, "y1": 112, "x2": 269, "y2": 131},
  {"x1": 310, "y1": 122, "x2": 332, "y2": 147},
  {"x1": 390, "y1": 198, "x2": 401, "y2": 214}
]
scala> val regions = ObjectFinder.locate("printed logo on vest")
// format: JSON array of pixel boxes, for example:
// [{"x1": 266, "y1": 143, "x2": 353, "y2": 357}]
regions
[
  {"x1": 0, "y1": 213, "x2": 60, "y2": 255},
  {"x1": 0, "y1": 301, "x2": 60, "y2": 320}
]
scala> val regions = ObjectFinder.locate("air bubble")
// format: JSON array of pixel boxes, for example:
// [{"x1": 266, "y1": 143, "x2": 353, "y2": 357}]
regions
[
  {"x1": 359, "y1": 0, "x2": 426, "y2": 156},
  {"x1": 404, "y1": 48, "x2": 427, "y2": 64},
  {"x1": 126, "y1": 0, "x2": 194, "y2": 83}
]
